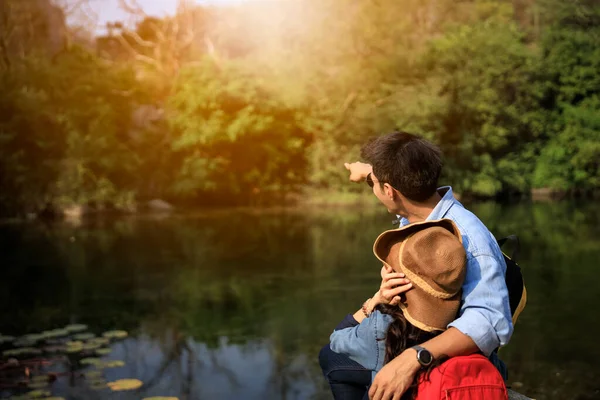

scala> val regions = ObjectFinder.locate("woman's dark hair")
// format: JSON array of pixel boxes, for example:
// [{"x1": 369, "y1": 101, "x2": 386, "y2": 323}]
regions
[
  {"x1": 376, "y1": 304, "x2": 448, "y2": 400},
  {"x1": 360, "y1": 131, "x2": 443, "y2": 202}
]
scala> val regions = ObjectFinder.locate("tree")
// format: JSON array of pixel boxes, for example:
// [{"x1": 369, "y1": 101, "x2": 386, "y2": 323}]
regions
[{"x1": 167, "y1": 61, "x2": 312, "y2": 205}]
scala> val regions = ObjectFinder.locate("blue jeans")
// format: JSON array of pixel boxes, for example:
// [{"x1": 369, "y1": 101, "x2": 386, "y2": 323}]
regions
[
  {"x1": 319, "y1": 314, "x2": 371, "y2": 400},
  {"x1": 319, "y1": 344, "x2": 371, "y2": 400},
  {"x1": 319, "y1": 314, "x2": 509, "y2": 400}
]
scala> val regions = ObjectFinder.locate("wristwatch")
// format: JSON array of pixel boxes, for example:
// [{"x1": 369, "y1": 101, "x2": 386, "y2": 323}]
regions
[{"x1": 411, "y1": 345, "x2": 433, "y2": 368}]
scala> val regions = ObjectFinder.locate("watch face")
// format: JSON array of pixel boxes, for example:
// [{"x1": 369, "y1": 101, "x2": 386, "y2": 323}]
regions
[{"x1": 419, "y1": 349, "x2": 433, "y2": 365}]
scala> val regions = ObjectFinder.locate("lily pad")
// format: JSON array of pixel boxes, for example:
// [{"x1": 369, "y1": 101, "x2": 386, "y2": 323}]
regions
[
  {"x1": 28, "y1": 381, "x2": 49, "y2": 389},
  {"x1": 14, "y1": 333, "x2": 43, "y2": 347},
  {"x1": 102, "y1": 330, "x2": 128, "y2": 339},
  {"x1": 22, "y1": 333, "x2": 43, "y2": 342},
  {"x1": 95, "y1": 348, "x2": 111, "y2": 356},
  {"x1": 73, "y1": 333, "x2": 95, "y2": 341},
  {"x1": 0, "y1": 335, "x2": 15, "y2": 344},
  {"x1": 66, "y1": 347, "x2": 83, "y2": 354},
  {"x1": 30, "y1": 375, "x2": 49, "y2": 383},
  {"x1": 107, "y1": 379, "x2": 143, "y2": 391},
  {"x1": 82, "y1": 342, "x2": 101, "y2": 351},
  {"x1": 80, "y1": 357, "x2": 102, "y2": 366},
  {"x1": 66, "y1": 344, "x2": 84, "y2": 354},
  {"x1": 101, "y1": 360, "x2": 125, "y2": 368},
  {"x1": 27, "y1": 390, "x2": 52, "y2": 398},
  {"x1": 13, "y1": 340, "x2": 36, "y2": 347},
  {"x1": 65, "y1": 324, "x2": 88, "y2": 333},
  {"x1": 65, "y1": 340, "x2": 84, "y2": 353},
  {"x1": 85, "y1": 370, "x2": 104, "y2": 378},
  {"x1": 88, "y1": 337, "x2": 110, "y2": 346},
  {"x1": 42, "y1": 329, "x2": 69, "y2": 339},
  {"x1": 43, "y1": 345, "x2": 66, "y2": 353},
  {"x1": 3, "y1": 347, "x2": 42, "y2": 357}
]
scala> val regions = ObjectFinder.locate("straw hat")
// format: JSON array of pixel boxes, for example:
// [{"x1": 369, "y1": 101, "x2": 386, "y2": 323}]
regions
[{"x1": 373, "y1": 219, "x2": 467, "y2": 332}]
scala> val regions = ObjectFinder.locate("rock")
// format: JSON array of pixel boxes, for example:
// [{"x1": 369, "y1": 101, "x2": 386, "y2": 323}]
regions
[
  {"x1": 62, "y1": 205, "x2": 91, "y2": 219},
  {"x1": 147, "y1": 199, "x2": 174, "y2": 212},
  {"x1": 531, "y1": 188, "x2": 566, "y2": 201}
]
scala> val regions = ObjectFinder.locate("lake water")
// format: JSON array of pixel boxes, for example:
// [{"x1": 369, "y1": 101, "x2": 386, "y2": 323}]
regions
[{"x1": 1, "y1": 200, "x2": 599, "y2": 400}]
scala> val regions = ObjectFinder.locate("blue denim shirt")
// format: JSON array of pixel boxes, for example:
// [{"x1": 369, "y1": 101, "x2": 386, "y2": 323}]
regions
[
  {"x1": 330, "y1": 310, "x2": 394, "y2": 380},
  {"x1": 399, "y1": 186, "x2": 513, "y2": 355}
]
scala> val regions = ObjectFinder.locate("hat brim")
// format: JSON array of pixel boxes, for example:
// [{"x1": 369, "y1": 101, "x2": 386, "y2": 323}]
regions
[
  {"x1": 400, "y1": 288, "x2": 461, "y2": 332},
  {"x1": 373, "y1": 219, "x2": 462, "y2": 258}
]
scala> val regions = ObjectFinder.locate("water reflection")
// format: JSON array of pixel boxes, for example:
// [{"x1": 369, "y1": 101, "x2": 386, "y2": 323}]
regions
[
  {"x1": 0, "y1": 201, "x2": 599, "y2": 399},
  {"x1": 98, "y1": 334, "x2": 318, "y2": 400}
]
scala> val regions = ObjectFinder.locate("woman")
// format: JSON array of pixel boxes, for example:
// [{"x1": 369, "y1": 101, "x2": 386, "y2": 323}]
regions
[{"x1": 327, "y1": 219, "x2": 508, "y2": 400}]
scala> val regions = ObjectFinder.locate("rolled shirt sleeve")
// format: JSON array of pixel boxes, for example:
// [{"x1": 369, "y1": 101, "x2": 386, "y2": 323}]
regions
[
  {"x1": 329, "y1": 312, "x2": 381, "y2": 371},
  {"x1": 448, "y1": 254, "x2": 514, "y2": 356}
]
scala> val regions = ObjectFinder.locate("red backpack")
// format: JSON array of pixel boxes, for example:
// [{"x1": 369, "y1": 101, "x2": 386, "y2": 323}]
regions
[{"x1": 415, "y1": 354, "x2": 508, "y2": 400}]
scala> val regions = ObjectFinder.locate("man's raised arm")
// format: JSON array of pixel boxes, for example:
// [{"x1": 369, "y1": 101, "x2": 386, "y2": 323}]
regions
[{"x1": 344, "y1": 162, "x2": 372, "y2": 182}]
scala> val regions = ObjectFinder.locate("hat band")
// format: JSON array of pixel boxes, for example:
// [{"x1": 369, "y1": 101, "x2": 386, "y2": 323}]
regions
[{"x1": 398, "y1": 239, "x2": 460, "y2": 300}]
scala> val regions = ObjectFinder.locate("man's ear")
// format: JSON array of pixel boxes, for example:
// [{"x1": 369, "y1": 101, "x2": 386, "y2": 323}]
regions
[{"x1": 384, "y1": 183, "x2": 395, "y2": 200}]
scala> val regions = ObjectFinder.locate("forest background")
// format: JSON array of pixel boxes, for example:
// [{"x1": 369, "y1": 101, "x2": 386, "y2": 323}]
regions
[{"x1": 1, "y1": 0, "x2": 599, "y2": 217}]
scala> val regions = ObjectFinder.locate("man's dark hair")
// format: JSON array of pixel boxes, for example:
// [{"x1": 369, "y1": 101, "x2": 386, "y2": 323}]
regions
[{"x1": 360, "y1": 131, "x2": 443, "y2": 202}]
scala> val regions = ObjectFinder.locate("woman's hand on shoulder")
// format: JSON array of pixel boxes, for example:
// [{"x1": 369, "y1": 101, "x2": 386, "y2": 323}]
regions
[{"x1": 375, "y1": 265, "x2": 412, "y2": 306}]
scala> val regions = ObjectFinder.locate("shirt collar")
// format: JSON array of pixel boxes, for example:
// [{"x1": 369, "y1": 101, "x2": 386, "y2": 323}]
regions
[
  {"x1": 396, "y1": 186, "x2": 456, "y2": 227},
  {"x1": 426, "y1": 186, "x2": 456, "y2": 221}
]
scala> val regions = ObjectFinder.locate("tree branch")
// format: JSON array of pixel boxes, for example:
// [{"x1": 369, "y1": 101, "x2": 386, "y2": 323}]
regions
[
  {"x1": 117, "y1": 0, "x2": 148, "y2": 17},
  {"x1": 114, "y1": 32, "x2": 163, "y2": 70},
  {"x1": 122, "y1": 28, "x2": 155, "y2": 48}
]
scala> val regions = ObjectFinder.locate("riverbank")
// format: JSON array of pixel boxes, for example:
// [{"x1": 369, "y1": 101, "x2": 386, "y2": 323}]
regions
[{"x1": 3, "y1": 185, "x2": 600, "y2": 225}]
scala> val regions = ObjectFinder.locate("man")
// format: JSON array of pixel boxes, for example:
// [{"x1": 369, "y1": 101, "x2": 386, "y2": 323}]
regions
[{"x1": 320, "y1": 131, "x2": 513, "y2": 400}]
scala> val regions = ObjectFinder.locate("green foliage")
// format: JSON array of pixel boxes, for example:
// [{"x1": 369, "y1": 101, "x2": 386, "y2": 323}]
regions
[
  {"x1": 418, "y1": 20, "x2": 545, "y2": 196},
  {"x1": 296, "y1": 0, "x2": 600, "y2": 198},
  {"x1": 534, "y1": 97, "x2": 600, "y2": 189},
  {"x1": 0, "y1": 47, "x2": 139, "y2": 215},
  {"x1": 167, "y1": 61, "x2": 312, "y2": 203},
  {"x1": 1, "y1": 0, "x2": 599, "y2": 216},
  {"x1": 531, "y1": 12, "x2": 600, "y2": 191}
]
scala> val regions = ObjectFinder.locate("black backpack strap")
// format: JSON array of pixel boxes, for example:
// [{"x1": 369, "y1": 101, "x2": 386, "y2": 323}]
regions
[
  {"x1": 497, "y1": 234, "x2": 520, "y2": 263},
  {"x1": 497, "y1": 234, "x2": 526, "y2": 323}
]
